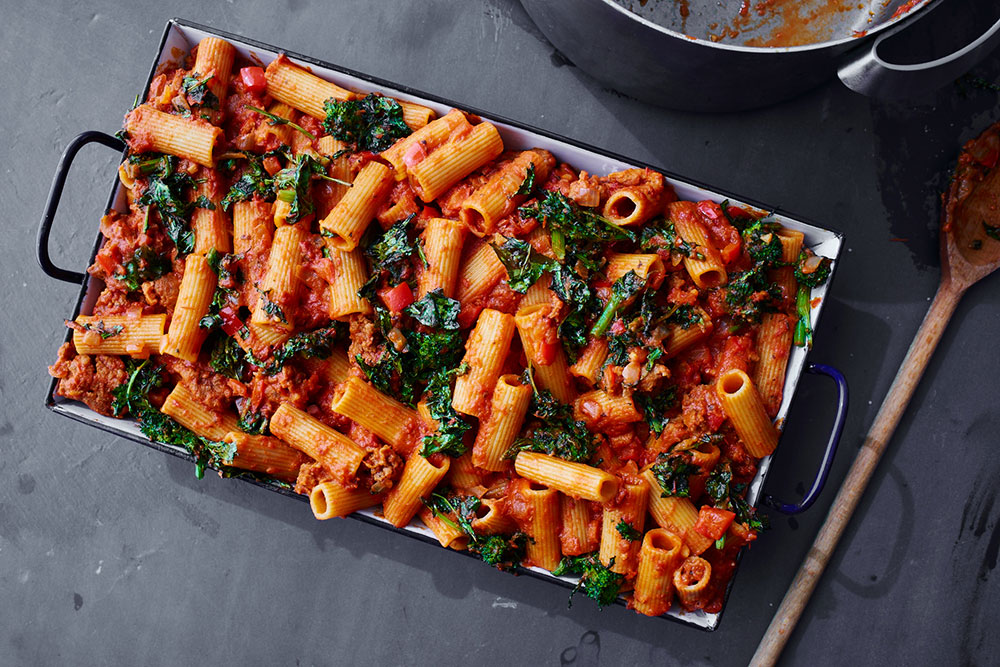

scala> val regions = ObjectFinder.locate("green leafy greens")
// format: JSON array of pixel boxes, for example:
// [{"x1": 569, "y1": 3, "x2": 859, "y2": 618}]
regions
[
  {"x1": 706, "y1": 462, "x2": 768, "y2": 533},
  {"x1": 552, "y1": 553, "x2": 624, "y2": 608},
  {"x1": 221, "y1": 153, "x2": 278, "y2": 210},
  {"x1": 355, "y1": 294, "x2": 464, "y2": 406},
  {"x1": 490, "y1": 237, "x2": 554, "y2": 293},
  {"x1": 634, "y1": 386, "x2": 677, "y2": 436},
  {"x1": 615, "y1": 519, "x2": 641, "y2": 542},
  {"x1": 181, "y1": 73, "x2": 219, "y2": 110},
  {"x1": 506, "y1": 367, "x2": 597, "y2": 463},
  {"x1": 519, "y1": 191, "x2": 633, "y2": 267},
  {"x1": 423, "y1": 492, "x2": 528, "y2": 571},
  {"x1": 273, "y1": 153, "x2": 326, "y2": 224},
  {"x1": 135, "y1": 155, "x2": 196, "y2": 254},
  {"x1": 793, "y1": 250, "x2": 833, "y2": 347},
  {"x1": 404, "y1": 289, "x2": 461, "y2": 330},
  {"x1": 419, "y1": 363, "x2": 471, "y2": 457},
  {"x1": 117, "y1": 245, "x2": 171, "y2": 291},
  {"x1": 591, "y1": 270, "x2": 645, "y2": 337},
  {"x1": 364, "y1": 215, "x2": 423, "y2": 286},
  {"x1": 111, "y1": 360, "x2": 236, "y2": 479},
  {"x1": 650, "y1": 452, "x2": 698, "y2": 497},
  {"x1": 322, "y1": 93, "x2": 412, "y2": 152}
]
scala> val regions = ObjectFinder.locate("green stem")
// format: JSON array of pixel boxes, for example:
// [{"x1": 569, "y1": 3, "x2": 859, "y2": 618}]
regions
[
  {"x1": 550, "y1": 229, "x2": 565, "y2": 261},
  {"x1": 244, "y1": 105, "x2": 316, "y2": 140},
  {"x1": 794, "y1": 284, "x2": 811, "y2": 347},
  {"x1": 590, "y1": 294, "x2": 625, "y2": 338}
]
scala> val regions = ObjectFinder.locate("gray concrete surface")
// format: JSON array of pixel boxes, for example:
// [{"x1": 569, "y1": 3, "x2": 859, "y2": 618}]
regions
[{"x1": 3, "y1": 1, "x2": 999, "y2": 665}]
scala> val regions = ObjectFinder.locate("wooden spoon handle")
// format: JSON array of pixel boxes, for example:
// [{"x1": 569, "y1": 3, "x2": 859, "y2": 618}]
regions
[{"x1": 751, "y1": 280, "x2": 965, "y2": 667}]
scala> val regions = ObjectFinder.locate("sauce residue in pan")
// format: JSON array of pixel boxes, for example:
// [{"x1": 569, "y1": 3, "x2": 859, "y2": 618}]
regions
[
  {"x1": 736, "y1": 0, "x2": 869, "y2": 47},
  {"x1": 616, "y1": 0, "x2": 924, "y2": 47}
]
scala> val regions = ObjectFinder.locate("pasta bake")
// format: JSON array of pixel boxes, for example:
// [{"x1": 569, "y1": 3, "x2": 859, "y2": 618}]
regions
[{"x1": 48, "y1": 34, "x2": 834, "y2": 619}]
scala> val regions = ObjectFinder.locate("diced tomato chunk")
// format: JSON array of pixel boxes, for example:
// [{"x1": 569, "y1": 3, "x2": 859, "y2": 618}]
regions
[
  {"x1": 219, "y1": 305, "x2": 244, "y2": 337},
  {"x1": 381, "y1": 282, "x2": 414, "y2": 313},
  {"x1": 694, "y1": 506, "x2": 736, "y2": 540},
  {"x1": 240, "y1": 67, "x2": 267, "y2": 94},
  {"x1": 536, "y1": 340, "x2": 558, "y2": 366}
]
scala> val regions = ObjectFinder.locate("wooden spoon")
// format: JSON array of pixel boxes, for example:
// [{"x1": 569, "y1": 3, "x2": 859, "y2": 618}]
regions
[{"x1": 751, "y1": 121, "x2": 1000, "y2": 666}]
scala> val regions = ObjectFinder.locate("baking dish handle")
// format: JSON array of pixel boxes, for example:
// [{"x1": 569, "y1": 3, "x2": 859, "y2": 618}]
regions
[
  {"x1": 763, "y1": 363, "x2": 848, "y2": 515},
  {"x1": 38, "y1": 130, "x2": 126, "y2": 284},
  {"x1": 838, "y1": 9, "x2": 1000, "y2": 99}
]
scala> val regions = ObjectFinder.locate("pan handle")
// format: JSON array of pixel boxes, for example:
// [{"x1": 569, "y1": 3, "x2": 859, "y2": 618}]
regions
[
  {"x1": 38, "y1": 130, "x2": 126, "y2": 284},
  {"x1": 763, "y1": 363, "x2": 848, "y2": 515},
  {"x1": 838, "y1": 10, "x2": 1000, "y2": 99}
]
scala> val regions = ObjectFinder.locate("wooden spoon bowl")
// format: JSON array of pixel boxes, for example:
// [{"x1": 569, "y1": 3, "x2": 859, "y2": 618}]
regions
[
  {"x1": 943, "y1": 121, "x2": 1000, "y2": 284},
  {"x1": 752, "y1": 120, "x2": 1000, "y2": 666}
]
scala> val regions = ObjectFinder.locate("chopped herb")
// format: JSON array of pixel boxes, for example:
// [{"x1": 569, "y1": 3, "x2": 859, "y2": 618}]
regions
[
  {"x1": 245, "y1": 104, "x2": 316, "y2": 140},
  {"x1": 650, "y1": 452, "x2": 698, "y2": 497},
  {"x1": 116, "y1": 245, "x2": 170, "y2": 291},
  {"x1": 80, "y1": 320, "x2": 124, "y2": 340},
  {"x1": 322, "y1": 93, "x2": 412, "y2": 152},
  {"x1": 552, "y1": 553, "x2": 624, "y2": 608},
  {"x1": 615, "y1": 519, "x2": 641, "y2": 542}
]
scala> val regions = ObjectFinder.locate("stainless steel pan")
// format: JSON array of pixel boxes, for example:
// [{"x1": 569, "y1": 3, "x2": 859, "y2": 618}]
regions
[{"x1": 519, "y1": 0, "x2": 1000, "y2": 111}]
